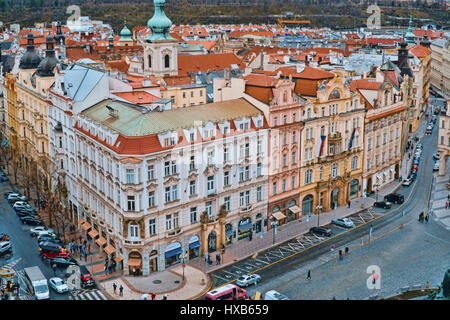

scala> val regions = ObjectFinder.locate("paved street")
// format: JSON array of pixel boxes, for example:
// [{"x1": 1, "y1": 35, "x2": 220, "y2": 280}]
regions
[{"x1": 204, "y1": 113, "x2": 450, "y2": 299}]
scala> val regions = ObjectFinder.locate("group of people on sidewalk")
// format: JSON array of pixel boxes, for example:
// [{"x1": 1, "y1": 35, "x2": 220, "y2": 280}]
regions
[
  {"x1": 104, "y1": 257, "x2": 117, "y2": 276},
  {"x1": 68, "y1": 237, "x2": 90, "y2": 261}
]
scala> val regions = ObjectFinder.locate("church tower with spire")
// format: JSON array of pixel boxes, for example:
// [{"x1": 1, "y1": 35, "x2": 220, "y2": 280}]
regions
[
  {"x1": 143, "y1": 0, "x2": 178, "y2": 77},
  {"x1": 405, "y1": 16, "x2": 415, "y2": 46}
]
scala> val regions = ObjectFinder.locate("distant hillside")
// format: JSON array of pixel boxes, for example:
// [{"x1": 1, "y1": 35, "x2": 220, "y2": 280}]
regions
[{"x1": 0, "y1": 0, "x2": 447, "y2": 32}]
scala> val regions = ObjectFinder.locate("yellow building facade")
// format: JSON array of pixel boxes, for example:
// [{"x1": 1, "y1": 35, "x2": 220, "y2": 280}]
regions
[{"x1": 299, "y1": 76, "x2": 365, "y2": 216}]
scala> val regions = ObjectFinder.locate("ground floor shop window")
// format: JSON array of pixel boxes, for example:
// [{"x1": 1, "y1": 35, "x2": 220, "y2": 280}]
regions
[
  {"x1": 225, "y1": 224, "x2": 233, "y2": 245},
  {"x1": 238, "y1": 217, "x2": 253, "y2": 240},
  {"x1": 350, "y1": 179, "x2": 359, "y2": 198},
  {"x1": 188, "y1": 235, "x2": 200, "y2": 259},
  {"x1": 165, "y1": 242, "x2": 182, "y2": 267}
]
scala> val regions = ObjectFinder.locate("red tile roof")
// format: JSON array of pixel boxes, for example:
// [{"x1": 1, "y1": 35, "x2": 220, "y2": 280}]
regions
[
  {"x1": 349, "y1": 79, "x2": 382, "y2": 91},
  {"x1": 105, "y1": 60, "x2": 130, "y2": 73},
  {"x1": 409, "y1": 45, "x2": 432, "y2": 58},
  {"x1": 244, "y1": 73, "x2": 279, "y2": 87},
  {"x1": 277, "y1": 66, "x2": 335, "y2": 80},
  {"x1": 113, "y1": 91, "x2": 160, "y2": 104},
  {"x1": 177, "y1": 53, "x2": 245, "y2": 75}
]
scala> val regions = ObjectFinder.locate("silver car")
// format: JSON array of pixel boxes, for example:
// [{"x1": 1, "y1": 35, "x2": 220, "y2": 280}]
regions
[
  {"x1": 332, "y1": 218, "x2": 355, "y2": 228},
  {"x1": 0, "y1": 241, "x2": 12, "y2": 254},
  {"x1": 236, "y1": 274, "x2": 261, "y2": 287}
]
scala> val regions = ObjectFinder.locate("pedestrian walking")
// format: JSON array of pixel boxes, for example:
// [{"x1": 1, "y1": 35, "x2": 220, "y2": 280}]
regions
[
  {"x1": 216, "y1": 254, "x2": 221, "y2": 265},
  {"x1": 113, "y1": 283, "x2": 117, "y2": 295},
  {"x1": 446, "y1": 201, "x2": 449, "y2": 209},
  {"x1": 249, "y1": 231, "x2": 253, "y2": 241},
  {"x1": 339, "y1": 249, "x2": 343, "y2": 260},
  {"x1": 345, "y1": 247, "x2": 349, "y2": 255},
  {"x1": 306, "y1": 270, "x2": 311, "y2": 280},
  {"x1": 108, "y1": 263, "x2": 113, "y2": 274},
  {"x1": 348, "y1": 201, "x2": 351, "y2": 208},
  {"x1": 425, "y1": 213, "x2": 429, "y2": 224},
  {"x1": 68, "y1": 242, "x2": 72, "y2": 255},
  {"x1": 112, "y1": 260, "x2": 117, "y2": 273},
  {"x1": 205, "y1": 252, "x2": 209, "y2": 263},
  {"x1": 119, "y1": 285, "x2": 123, "y2": 296},
  {"x1": 150, "y1": 292, "x2": 156, "y2": 300},
  {"x1": 447, "y1": 194, "x2": 450, "y2": 201},
  {"x1": 419, "y1": 212, "x2": 424, "y2": 223},
  {"x1": 132, "y1": 267, "x2": 136, "y2": 277},
  {"x1": 162, "y1": 294, "x2": 168, "y2": 300}
]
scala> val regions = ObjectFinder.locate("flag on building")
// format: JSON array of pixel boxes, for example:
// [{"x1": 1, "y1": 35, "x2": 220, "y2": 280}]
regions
[
  {"x1": 316, "y1": 135, "x2": 326, "y2": 158},
  {"x1": 348, "y1": 128, "x2": 356, "y2": 150}
]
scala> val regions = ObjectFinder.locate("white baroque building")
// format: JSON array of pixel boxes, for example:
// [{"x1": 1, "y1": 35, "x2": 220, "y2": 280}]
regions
[{"x1": 72, "y1": 97, "x2": 269, "y2": 275}]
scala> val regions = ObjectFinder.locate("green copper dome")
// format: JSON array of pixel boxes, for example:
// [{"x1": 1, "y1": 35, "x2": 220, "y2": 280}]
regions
[
  {"x1": 119, "y1": 25, "x2": 133, "y2": 42},
  {"x1": 146, "y1": 0, "x2": 175, "y2": 42}
]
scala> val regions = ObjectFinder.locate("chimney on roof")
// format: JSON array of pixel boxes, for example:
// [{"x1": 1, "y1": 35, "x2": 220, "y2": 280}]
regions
[{"x1": 260, "y1": 49, "x2": 264, "y2": 70}]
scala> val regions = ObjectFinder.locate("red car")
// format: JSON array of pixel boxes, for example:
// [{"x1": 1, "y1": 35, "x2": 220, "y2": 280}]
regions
[{"x1": 39, "y1": 242, "x2": 71, "y2": 260}]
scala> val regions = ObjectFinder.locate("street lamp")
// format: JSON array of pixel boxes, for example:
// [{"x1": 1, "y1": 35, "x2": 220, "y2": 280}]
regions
[
  {"x1": 181, "y1": 249, "x2": 188, "y2": 281},
  {"x1": 316, "y1": 205, "x2": 323, "y2": 227},
  {"x1": 271, "y1": 215, "x2": 277, "y2": 245},
  {"x1": 374, "y1": 183, "x2": 380, "y2": 202}
]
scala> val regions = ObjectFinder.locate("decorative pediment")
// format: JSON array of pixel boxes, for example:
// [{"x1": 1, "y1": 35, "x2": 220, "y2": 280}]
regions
[
  {"x1": 146, "y1": 181, "x2": 158, "y2": 190},
  {"x1": 203, "y1": 165, "x2": 218, "y2": 176},
  {"x1": 123, "y1": 185, "x2": 144, "y2": 193},
  {"x1": 223, "y1": 163, "x2": 233, "y2": 171},
  {"x1": 188, "y1": 172, "x2": 199, "y2": 180},
  {"x1": 164, "y1": 175, "x2": 180, "y2": 185}
]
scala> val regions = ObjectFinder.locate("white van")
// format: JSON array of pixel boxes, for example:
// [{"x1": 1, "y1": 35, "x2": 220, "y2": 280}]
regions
[
  {"x1": 264, "y1": 290, "x2": 290, "y2": 300},
  {"x1": 24, "y1": 266, "x2": 49, "y2": 300}
]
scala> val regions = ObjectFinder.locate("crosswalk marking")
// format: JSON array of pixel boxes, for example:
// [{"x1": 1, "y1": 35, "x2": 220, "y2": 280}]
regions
[{"x1": 70, "y1": 289, "x2": 108, "y2": 300}]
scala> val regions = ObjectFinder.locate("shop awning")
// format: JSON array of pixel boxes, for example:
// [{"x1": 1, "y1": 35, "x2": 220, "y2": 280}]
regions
[
  {"x1": 238, "y1": 223, "x2": 253, "y2": 232},
  {"x1": 104, "y1": 245, "x2": 116, "y2": 256},
  {"x1": 78, "y1": 219, "x2": 85, "y2": 225},
  {"x1": 114, "y1": 256, "x2": 123, "y2": 263},
  {"x1": 95, "y1": 237, "x2": 107, "y2": 247},
  {"x1": 272, "y1": 212, "x2": 286, "y2": 220},
  {"x1": 289, "y1": 205, "x2": 300, "y2": 214},
  {"x1": 189, "y1": 241, "x2": 200, "y2": 250},
  {"x1": 127, "y1": 257, "x2": 142, "y2": 267},
  {"x1": 88, "y1": 229, "x2": 99, "y2": 239},
  {"x1": 81, "y1": 222, "x2": 91, "y2": 231},
  {"x1": 165, "y1": 247, "x2": 182, "y2": 259}
]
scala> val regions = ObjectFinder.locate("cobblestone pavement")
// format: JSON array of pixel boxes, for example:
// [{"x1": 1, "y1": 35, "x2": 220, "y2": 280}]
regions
[{"x1": 248, "y1": 216, "x2": 450, "y2": 300}]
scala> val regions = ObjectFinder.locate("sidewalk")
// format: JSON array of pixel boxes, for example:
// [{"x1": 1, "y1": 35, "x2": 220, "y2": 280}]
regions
[
  {"x1": 188, "y1": 181, "x2": 401, "y2": 275},
  {"x1": 430, "y1": 160, "x2": 450, "y2": 230}
]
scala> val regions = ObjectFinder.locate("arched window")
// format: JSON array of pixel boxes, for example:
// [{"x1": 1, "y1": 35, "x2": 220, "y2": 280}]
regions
[
  {"x1": 164, "y1": 54, "x2": 170, "y2": 68},
  {"x1": 302, "y1": 195, "x2": 314, "y2": 215},
  {"x1": 148, "y1": 55, "x2": 152, "y2": 68}
]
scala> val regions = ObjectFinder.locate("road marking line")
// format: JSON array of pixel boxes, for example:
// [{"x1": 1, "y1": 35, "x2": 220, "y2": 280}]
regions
[
  {"x1": 206, "y1": 170, "x2": 429, "y2": 294},
  {"x1": 214, "y1": 274, "x2": 231, "y2": 282},
  {"x1": 424, "y1": 231, "x2": 450, "y2": 245}
]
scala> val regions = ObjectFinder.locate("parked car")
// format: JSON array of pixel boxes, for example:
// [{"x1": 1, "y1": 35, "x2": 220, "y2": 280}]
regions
[
  {"x1": 433, "y1": 152, "x2": 440, "y2": 160},
  {"x1": 20, "y1": 216, "x2": 43, "y2": 226},
  {"x1": 7, "y1": 194, "x2": 26, "y2": 203},
  {"x1": 0, "y1": 241, "x2": 12, "y2": 254},
  {"x1": 384, "y1": 193, "x2": 404, "y2": 204},
  {"x1": 331, "y1": 217, "x2": 354, "y2": 228},
  {"x1": 3, "y1": 190, "x2": 15, "y2": 198},
  {"x1": 30, "y1": 226, "x2": 54, "y2": 236},
  {"x1": 49, "y1": 256, "x2": 77, "y2": 268},
  {"x1": 402, "y1": 176, "x2": 414, "y2": 186},
  {"x1": 264, "y1": 290, "x2": 290, "y2": 300},
  {"x1": 309, "y1": 226, "x2": 332, "y2": 237},
  {"x1": 411, "y1": 163, "x2": 419, "y2": 171},
  {"x1": 374, "y1": 201, "x2": 392, "y2": 209},
  {"x1": 39, "y1": 243, "x2": 70, "y2": 260},
  {"x1": 433, "y1": 161, "x2": 440, "y2": 171},
  {"x1": 236, "y1": 274, "x2": 261, "y2": 287},
  {"x1": 49, "y1": 277, "x2": 69, "y2": 294},
  {"x1": 13, "y1": 202, "x2": 33, "y2": 210},
  {"x1": 79, "y1": 265, "x2": 95, "y2": 288},
  {"x1": 0, "y1": 175, "x2": 8, "y2": 182},
  {"x1": 416, "y1": 143, "x2": 423, "y2": 150},
  {"x1": 37, "y1": 235, "x2": 62, "y2": 245},
  {"x1": 16, "y1": 210, "x2": 38, "y2": 219},
  {"x1": 425, "y1": 125, "x2": 432, "y2": 135}
]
